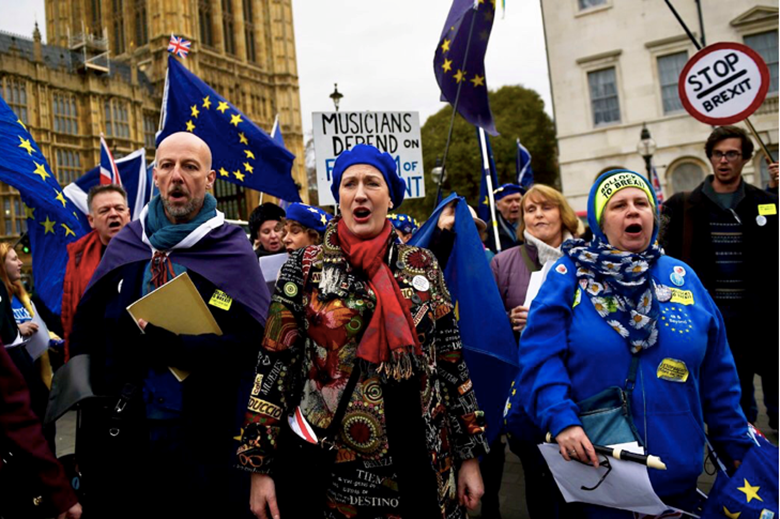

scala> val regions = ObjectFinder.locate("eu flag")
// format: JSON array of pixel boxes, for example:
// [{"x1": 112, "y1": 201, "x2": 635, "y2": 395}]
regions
[
  {"x1": 0, "y1": 95, "x2": 87, "y2": 315},
  {"x1": 434, "y1": 0, "x2": 498, "y2": 135},
  {"x1": 158, "y1": 56, "x2": 301, "y2": 202},
  {"x1": 477, "y1": 129, "x2": 499, "y2": 223},
  {"x1": 516, "y1": 138, "x2": 534, "y2": 190},
  {"x1": 410, "y1": 193, "x2": 518, "y2": 444}
]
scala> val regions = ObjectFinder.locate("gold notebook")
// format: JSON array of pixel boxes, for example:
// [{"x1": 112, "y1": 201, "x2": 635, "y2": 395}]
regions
[{"x1": 126, "y1": 272, "x2": 223, "y2": 382}]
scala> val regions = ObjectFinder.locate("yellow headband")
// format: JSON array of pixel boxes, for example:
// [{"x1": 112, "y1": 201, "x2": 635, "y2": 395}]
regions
[{"x1": 594, "y1": 172, "x2": 656, "y2": 226}]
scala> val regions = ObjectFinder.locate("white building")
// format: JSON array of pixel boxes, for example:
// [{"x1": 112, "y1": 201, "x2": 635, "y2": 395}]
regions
[{"x1": 540, "y1": 0, "x2": 778, "y2": 212}]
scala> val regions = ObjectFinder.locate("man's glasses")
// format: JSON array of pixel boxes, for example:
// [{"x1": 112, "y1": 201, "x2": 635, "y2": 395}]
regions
[
  {"x1": 572, "y1": 454, "x2": 613, "y2": 491},
  {"x1": 712, "y1": 151, "x2": 742, "y2": 161}
]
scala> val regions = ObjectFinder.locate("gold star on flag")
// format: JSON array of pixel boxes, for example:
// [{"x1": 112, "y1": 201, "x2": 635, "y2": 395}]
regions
[
  {"x1": 202, "y1": 96, "x2": 212, "y2": 109},
  {"x1": 32, "y1": 162, "x2": 50, "y2": 181},
  {"x1": 16, "y1": 118, "x2": 26, "y2": 130},
  {"x1": 454, "y1": 69, "x2": 467, "y2": 83},
  {"x1": 244, "y1": 150, "x2": 256, "y2": 160},
  {"x1": 217, "y1": 101, "x2": 230, "y2": 113},
  {"x1": 737, "y1": 479, "x2": 762, "y2": 503},
  {"x1": 40, "y1": 216, "x2": 56, "y2": 234},
  {"x1": 320, "y1": 214, "x2": 327, "y2": 225},
  {"x1": 186, "y1": 120, "x2": 195, "y2": 132},
  {"x1": 484, "y1": 9, "x2": 494, "y2": 21},
  {"x1": 190, "y1": 105, "x2": 200, "y2": 118},
  {"x1": 24, "y1": 205, "x2": 34, "y2": 219},
  {"x1": 54, "y1": 190, "x2": 67, "y2": 207},
  {"x1": 470, "y1": 74, "x2": 485, "y2": 87},
  {"x1": 18, "y1": 136, "x2": 34, "y2": 155},
  {"x1": 479, "y1": 30, "x2": 489, "y2": 41},
  {"x1": 442, "y1": 59, "x2": 453, "y2": 73},
  {"x1": 723, "y1": 507, "x2": 741, "y2": 519},
  {"x1": 61, "y1": 223, "x2": 75, "y2": 237},
  {"x1": 219, "y1": 167, "x2": 229, "y2": 177},
  {"x1": 243, "y1": 162, "x2": 254, "y2": 174},
  {"x1": 441, "y1": 39, "x2": 451, "y2": 53},
  {"x1": 230, "y1": 114, "x2": 243, "y2": 127},
  {"x1": 234, "y1": 170, "x2": 245, "y2": 182}
]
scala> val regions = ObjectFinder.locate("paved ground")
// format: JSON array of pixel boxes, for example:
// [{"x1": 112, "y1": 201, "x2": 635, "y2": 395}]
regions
[{"x1": 55, "y1": 376, "x2": 777, "y2": 518}]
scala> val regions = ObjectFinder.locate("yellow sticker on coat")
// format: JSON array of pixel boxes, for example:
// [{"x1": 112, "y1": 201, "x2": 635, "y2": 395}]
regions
[
  {"x1": 670, "y1": 289, "x2": 694, "y2": 305},
  {"x1": 657, "y1": 358, "x2": 689, "y2": 383},
  {"x1": 758, "y1": 204, "x2": 777, "y2": 216},
  {"x1": 209, "y1": 289, "x2": 233, "y2": 310}
]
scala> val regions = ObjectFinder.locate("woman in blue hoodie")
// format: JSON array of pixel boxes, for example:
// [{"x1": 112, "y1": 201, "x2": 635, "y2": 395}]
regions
[{"x1": 519, "y1": 170, "x2": 752, "y2": 517}]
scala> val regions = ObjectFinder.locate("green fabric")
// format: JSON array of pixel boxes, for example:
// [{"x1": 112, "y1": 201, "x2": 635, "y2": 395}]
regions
[{"x1": 145, "y1": 193, "x2": 218, "y2": 250}]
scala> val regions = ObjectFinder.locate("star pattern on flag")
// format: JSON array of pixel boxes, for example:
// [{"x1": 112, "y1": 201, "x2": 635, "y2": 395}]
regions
[
  {"x1": 202, "y1": 96, "x2": 212, "y2": 109},
  {"x1": 442, "y1": 59, "x2": 453, "y2": 72},
  {"x1": 40, "y1": 216, "x2": 56, "y2": 234},
  {"x1": 191, "y1": 105, "x2": 200, "y2": 118},
  {"x1": 243, "y1": 162, "x2": 254, "y2": 174},
  {"x1": 186, "y1": 120, "x2": 195, "y2": 132},
  {"x1": 244, "y1": 150, "x2": 255, "y2": 160},
  {"x1": 54, "y1": 189, "x2": 68, "y2": 208},
  {"x1": 234, "y1": 170, "x2": 245, "y2": 181},
  {"x1": 737, "y1": 479, "x2": 763, "y2": 503},
  {"x1": 470, "y1": 74, "x2": 485, "y2": 87},
  {"x1": 32, "y1": 161, "x2": 50, "y2": 181},
  {"x1": 24, "y1": 205, "x2": 34, "y2": 219},
  {"x1": 441, "y1": 39, "x2": 451, "y2": 52},
  {"x1": 18, "y1": 136, "x2": 34, "y2": 155},
  {"x1": 238, "y1": 132, "x2": 249, "y2": 145},
  {"x1": 61, "y1": 223, "x2": 76, "y2": 237},
  {"x1": 217, "y1": 102, "x2": 229, "y2": 113},
  {"x1": 722, "y1": 507, "x2": 741, "y2": 519},
  {"x1": 230, "y1": 114, "x2": 243, "y2": 127},
  {"x1": 219, "y1": 167, "x2": 229, "y2": 177},
  {"x1": 16, "y1": 118, "x2": 26, "y2": 130},
  {"x1": 454, "y1": 69, "x2": 467, "y2": 83}
]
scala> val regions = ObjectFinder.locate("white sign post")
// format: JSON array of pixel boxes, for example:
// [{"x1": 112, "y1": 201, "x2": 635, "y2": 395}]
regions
[
  {"x1": 678, "y1": 42, "x2": 770, "y2": 126},
  {"x1": 312, "y1": 112, "x2": 425, "y2": 207}
]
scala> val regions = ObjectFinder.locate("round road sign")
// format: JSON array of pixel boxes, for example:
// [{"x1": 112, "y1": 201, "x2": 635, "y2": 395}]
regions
[{"x1": 678, "y1": 42, "x2": 770, "y2": 126}]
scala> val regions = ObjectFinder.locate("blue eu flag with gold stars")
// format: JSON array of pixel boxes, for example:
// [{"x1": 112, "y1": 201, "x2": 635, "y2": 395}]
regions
[
  {"x1": 158, "y1": 56, "x2": 301, "y2": 202},
  {"x1": 0, "y1": 95, "x2": 87, "y2": 315},
  {"x1": 434, "y1": 0, "x2": 498, "y2": 135}
]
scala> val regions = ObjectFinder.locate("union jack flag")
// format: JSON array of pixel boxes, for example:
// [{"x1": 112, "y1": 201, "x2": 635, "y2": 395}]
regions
[
  {"x1": 168, "y1": 34, "x2": 191, "y2": 58},
  {"x1": 99, "y1": 133, "x2": 121, "y2": 186}
]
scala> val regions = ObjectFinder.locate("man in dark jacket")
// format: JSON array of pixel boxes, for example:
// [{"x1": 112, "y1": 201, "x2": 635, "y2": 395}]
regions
[
  {"x1": 69, "y1": 133, "x2": 270, "y2": 518},
  {"x1": 660, "y1": 125, "x2": 779, "y2": 428}
]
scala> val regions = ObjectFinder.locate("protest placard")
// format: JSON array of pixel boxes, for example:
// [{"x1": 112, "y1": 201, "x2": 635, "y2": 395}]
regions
[{"x1": 312, "y1": 112, "x2": 425, "y2": 206}]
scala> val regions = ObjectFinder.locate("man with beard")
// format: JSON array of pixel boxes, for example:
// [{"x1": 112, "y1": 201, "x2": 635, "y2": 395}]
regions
[
  {"x1": 61, "y1": 184, "x2": 130, "y2": 360},
  {"x1": 69, "y1": 132, "x2": 270, "y2": 518},
  {"x1": 661, "y1": 125, "x2": 779, "y2": 429}
]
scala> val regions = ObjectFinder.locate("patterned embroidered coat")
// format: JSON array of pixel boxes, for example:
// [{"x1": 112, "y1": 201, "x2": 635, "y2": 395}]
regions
[{"x1": 238, "y1": 224, "x2": 488, "y2": 518}]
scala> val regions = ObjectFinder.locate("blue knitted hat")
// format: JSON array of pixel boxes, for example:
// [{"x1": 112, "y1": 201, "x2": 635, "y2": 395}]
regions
[
  {"x1": 285, "y1": 202, "x2": 332, "y2": 234},
  {"x1": 330, "y1": 144, "x2": 407, "y2": 208}
]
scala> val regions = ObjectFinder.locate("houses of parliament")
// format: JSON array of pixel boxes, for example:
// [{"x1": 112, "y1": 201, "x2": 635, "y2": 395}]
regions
[{"x1": 0, "y1": 0, "x2": 306, "y2": 241}]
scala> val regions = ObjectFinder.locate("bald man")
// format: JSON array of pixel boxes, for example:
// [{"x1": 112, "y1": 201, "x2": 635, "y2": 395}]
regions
[{"x1": 69, "y1": 133, "x2": 269, "y2": 518}]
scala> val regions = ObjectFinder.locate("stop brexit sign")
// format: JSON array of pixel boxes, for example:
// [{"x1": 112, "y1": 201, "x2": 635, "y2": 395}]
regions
[{"x1": 678, "y1": 42, "x2": 770, "y2": 126}]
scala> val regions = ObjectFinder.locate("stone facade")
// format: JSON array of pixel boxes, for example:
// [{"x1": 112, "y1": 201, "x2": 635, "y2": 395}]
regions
[
  {"x1": 0, "y1": 0, "x2": 305, "y2": 242},
  {"x1": 541, "y1": 1, "x2": 778, "y2": 212}
]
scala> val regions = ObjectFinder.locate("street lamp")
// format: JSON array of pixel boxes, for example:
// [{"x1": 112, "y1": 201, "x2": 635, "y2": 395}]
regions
[
  {"x1": 636, "y1": 123, "x2": 657, "y2": 179},
  {"x1": 329, "y1": 84, "x2": 343, "y2": 112}
]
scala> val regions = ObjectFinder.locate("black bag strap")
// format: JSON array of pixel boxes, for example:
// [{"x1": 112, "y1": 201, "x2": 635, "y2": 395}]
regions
[
  {"x1": 624, "y1": 355, "x2": 640, "y2": 393},
  {"x1": 519, "y1": 244, "x2": 542, "y2": 273},
  {"x1": 319, "y1": 360, "x2": 362, "y2": 448},
  {"x1": 108, "y1": 383, "x2": 138, "y2": 438}
]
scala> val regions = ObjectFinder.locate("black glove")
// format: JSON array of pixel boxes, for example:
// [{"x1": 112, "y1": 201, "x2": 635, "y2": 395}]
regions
[{"x1": 140, "y1": 322, "x2": 184, "y2": 369}]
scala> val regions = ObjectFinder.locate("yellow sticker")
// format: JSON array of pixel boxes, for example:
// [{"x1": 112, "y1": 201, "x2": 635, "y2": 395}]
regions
[
  {"x1": 251, "y1": 374, "x2": 264, "y2": 396},
  {"x1": 209, "y1": 289, "x2": 233, "y2": 310},
  {"x1": 657, "y1": 358, "x2": 689, "y2": 383},
  {"x1": 670, "y1": 288, "x2": 694, "y2": 306},
  {"x1": 572, "y1": 288, "x2": 581, "y2": 309},
  {"x1": 758, "y1": 204, "x2": 777, "y2": 216}
]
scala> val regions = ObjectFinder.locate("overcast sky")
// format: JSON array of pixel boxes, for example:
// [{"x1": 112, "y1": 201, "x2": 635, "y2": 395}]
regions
[{"x1": 0, "y1": 0, "x2": 552, "y2": 136}]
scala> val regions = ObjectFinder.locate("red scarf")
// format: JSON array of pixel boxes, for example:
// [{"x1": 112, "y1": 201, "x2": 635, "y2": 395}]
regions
[{"x1": 337, "y1": 219, "x2": 421, "y2": 377}]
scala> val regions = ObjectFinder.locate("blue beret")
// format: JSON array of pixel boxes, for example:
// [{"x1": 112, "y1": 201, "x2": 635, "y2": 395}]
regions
[
  {"x1": 330, "y1": 144, "x2": 407, "y2": 208},
  {"x1": 493, "y1": 183, "x2": 525, "y2": 201},
  {"x1": 388, "y1": 213, "x2": 419, "y2": 235},
  {"x1": 285, "y1": 202, "x2": 332, "y2": 234}
]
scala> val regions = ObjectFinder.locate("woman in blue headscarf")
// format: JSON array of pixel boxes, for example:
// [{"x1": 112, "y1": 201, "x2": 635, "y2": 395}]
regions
[{"x1": 518, "y1": 170, "x2": 753, "y2": 516}]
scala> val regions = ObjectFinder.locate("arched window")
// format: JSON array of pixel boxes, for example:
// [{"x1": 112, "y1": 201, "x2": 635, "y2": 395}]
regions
[{"x1": 667, "y1": 159, "x2": 706, "y2": 194}]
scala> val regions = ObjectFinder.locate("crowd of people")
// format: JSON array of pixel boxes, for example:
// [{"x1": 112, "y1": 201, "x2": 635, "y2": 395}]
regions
[{"x1": 0, "y1": 125, "x2": 776, "y2": 519}]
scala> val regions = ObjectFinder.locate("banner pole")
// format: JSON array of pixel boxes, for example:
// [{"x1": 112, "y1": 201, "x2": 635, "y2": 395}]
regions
[{"x1": 479, "y1": 128, "x2": 502, "y2": 253}]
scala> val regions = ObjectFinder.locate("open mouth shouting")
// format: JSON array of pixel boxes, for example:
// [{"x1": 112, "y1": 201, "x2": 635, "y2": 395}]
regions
[{"x1": 352, "y1": 206, "x2": 372, "y2": 224}]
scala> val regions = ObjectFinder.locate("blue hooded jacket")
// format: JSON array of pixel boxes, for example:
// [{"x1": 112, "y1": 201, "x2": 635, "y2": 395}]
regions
[{"x1": 518, "y1": 170, "x2": 752, "y2": 498}]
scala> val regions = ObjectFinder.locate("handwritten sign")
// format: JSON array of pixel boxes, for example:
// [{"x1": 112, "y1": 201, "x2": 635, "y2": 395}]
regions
[{"x1": 312, "y1": 112, "x2": 425, "y2": 206}]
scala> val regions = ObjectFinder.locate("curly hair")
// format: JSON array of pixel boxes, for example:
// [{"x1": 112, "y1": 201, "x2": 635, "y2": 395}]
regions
[{"x1": 705, "y1": 126, "x2": 754, "y2": 161}]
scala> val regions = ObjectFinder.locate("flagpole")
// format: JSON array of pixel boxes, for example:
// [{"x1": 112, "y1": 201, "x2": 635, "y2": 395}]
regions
[
  {"x1": 479, "y1": 128, "x2": 502, "y2": 253},
  {"x1": 433, "y1": 4, "x2": 480, "y2": 209}
]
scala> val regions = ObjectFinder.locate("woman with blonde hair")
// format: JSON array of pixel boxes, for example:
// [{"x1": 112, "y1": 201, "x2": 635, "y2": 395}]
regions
[
  {"x1": 489, "y1": 184, "x2": 579, "y2": 518},
  {"x1": 0, "y1": 242, "x2": 54, "y2": 429}
]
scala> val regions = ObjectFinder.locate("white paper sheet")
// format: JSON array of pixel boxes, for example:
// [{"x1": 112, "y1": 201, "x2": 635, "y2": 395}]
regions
[
  {"x1": 539, "y1": 442, "x2": 670, "y2": 515},
  {"x1": 24, "y1": 310, "x2": 51, "y2": 360},
  {"x1": 258, "y1": 253, "x2": 288, "y2": 292},
  {"x1": 523, "y1": 260, "x2": 554, "y2": 308}
]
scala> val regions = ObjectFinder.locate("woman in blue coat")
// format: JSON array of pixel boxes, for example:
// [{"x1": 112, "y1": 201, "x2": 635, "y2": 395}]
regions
[{"x1": 519, "y1": 170, "x2": 753, "y2": 516}]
